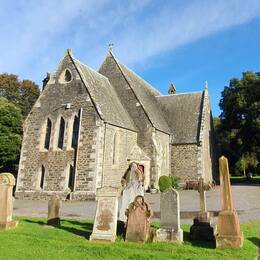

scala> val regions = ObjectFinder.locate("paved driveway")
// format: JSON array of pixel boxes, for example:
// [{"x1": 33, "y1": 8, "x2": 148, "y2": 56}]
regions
[{"x1": 13, "y1": 185, "x2": 260, "y2": 224}]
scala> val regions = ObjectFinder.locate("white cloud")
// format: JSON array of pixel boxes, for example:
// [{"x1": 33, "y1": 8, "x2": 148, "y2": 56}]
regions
[{"x1": 0, "y1": 0, "x2": 260, "y2": 84}]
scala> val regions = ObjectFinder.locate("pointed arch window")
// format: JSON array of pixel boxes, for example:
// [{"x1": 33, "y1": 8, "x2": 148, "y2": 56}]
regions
[
  {"x1": 68, "y1": 164, "x2": 75, "y2": 191},
  {"x1": 40, "y1": 165, "x2": 45, "y2": 189},
  {"x1": 71, "y1": 115, "x2": 79, "y2": 149},
  {"x1": 112, "y1": 132, "x2": 119, "y2": 165},
  {"x1": 58, "y1": 117, "x2": 65, "y2": 149},
  {"x1": 44, "y1": 118, "x2": 52, "y2": 149}
]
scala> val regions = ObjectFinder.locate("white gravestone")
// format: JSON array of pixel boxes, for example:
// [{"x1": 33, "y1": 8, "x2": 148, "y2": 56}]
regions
[{"x1": 156, "y1": 188, "x2": 183, "y2": 243}]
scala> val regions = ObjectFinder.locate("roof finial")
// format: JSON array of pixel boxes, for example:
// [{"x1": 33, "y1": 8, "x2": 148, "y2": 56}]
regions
[
  {"x1": 205, "y1": 80, "x2": 208, "y2": 90},
  {"x1": 108, "y1": 43, "x2": 114, "y2": 52},
  {"x1": 168, "y1": 83, "x2": 176, "y2": 95},
  {"x1": 67, "y1": 48, "x2": 73, "y2": 56}
]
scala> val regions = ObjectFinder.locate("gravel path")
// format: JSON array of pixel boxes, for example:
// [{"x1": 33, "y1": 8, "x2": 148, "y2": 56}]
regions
[{"x1": 14, "y1": 185, "x2": 260, "y2": 224}]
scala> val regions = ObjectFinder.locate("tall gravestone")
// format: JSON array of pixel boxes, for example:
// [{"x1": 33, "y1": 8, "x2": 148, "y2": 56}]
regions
[
  {"x1": 47, "y1": 194, "x2": 61, "y2": 227},
  {"x1": 156, "y1": 188, "x2": 183, "y2": 243},
  {"x1": 215, "y1": 156, "x2": 244, "y2": 248},
  {"x1": 90, "y1": 186, "x2": 121, "y2": 242},
  {"x1": 0, "y1": 173, "x2": 18, "y2": 230}
]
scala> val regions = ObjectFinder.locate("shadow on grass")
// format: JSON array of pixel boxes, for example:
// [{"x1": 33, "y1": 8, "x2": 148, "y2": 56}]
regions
[
  {"x1": 23, "y1": 218, "x2": 93, "y2": 240},
  {"x1": 248, "y1": 237, "x2": 260, "y2": 246},
  {"x1": 60, "y1": 220, "x2": 93, "y2": 239},
  {"x1": 183, "y1": 231, "x2": 216, "y2": 249}
]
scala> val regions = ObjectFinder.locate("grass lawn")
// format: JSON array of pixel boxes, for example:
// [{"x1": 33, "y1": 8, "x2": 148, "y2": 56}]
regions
[{"x1": 0, "y1": 217, "x2": 259, "y2": 260}]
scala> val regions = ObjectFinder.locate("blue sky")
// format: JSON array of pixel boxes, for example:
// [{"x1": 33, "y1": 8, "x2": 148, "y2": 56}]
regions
[{"x1": 1, "y1": 0, "x2": 260, "y2": 116}]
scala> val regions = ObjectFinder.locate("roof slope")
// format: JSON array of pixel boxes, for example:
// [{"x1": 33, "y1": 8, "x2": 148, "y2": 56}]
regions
[
  {"x1": 71, "y1": 56, "x2": 137, "y2": 131},
  {"x1": 99, "y1": 52, "x2": 171, "y2": 134},
  {"x1": 156, "y1": 92, "x2": 203, "y2": 144}
]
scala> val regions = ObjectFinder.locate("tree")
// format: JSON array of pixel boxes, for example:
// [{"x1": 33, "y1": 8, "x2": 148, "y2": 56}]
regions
[
  {"x1": 0, "y1": 97, "x2": 23, "y2": 172},
  {"x1": 0, "y1": 73, "x2": 40, "y2": 117},
  {"x1": 217, "y1": 71, "x2": 260, "y2": 175}
]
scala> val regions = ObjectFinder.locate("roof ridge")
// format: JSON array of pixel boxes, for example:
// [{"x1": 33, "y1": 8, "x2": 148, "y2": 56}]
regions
[{"x1": 156, "y1": 91, "x2": 203, "y2": 98}]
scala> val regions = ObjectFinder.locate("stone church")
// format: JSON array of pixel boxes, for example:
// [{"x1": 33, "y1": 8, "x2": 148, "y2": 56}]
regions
[{"x1": 15, "y1": 49, "x2": 215, "y2": 200}]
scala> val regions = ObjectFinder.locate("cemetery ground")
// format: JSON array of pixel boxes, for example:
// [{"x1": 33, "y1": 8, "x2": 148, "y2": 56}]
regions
[
  {"x1": 0, "y1": 217, "x2": 259, "y2": 260},
  {"x1": 1, "y1": 185, "x2": 260, "y2": 259}
]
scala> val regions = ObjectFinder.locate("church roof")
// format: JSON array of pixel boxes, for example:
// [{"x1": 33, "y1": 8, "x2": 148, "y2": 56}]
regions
[
  {"x1": 70, "y1": 54, "x2": 137, "y2": 132},
  {"x1": 99, "y1": 52, "x2": 171, "y2": 134},
  {"x1": 156, "y1": 92, "x2": 204, "y2": 144}
]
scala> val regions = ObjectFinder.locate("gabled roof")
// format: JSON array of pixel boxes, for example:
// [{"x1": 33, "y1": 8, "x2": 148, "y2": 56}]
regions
[
  {"x1": 99, "y1": 51, "x2": 171, "y2": 134},
  {"x1": 68, "y1": 52, "x2": 137, "y2": 132},
  {"x1": 156, "y1": 92, "x2": 204, "y2": 144}
]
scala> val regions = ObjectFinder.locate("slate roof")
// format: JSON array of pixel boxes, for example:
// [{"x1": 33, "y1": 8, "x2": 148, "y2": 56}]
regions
[
  {"x1": 99, "y1": 52, "x2": 171, "y2": 134},
  {"x1": 70, "y1": 55, "x2": 137, "y2": 132},
  {"x1": 156, "y1": 92, "x2": 204, "y2": 144}
]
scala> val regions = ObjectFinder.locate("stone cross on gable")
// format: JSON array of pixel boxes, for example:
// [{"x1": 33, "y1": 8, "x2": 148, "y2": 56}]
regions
[{"x1": 109, "y1": 43, "x2": 114, "y2": 51}]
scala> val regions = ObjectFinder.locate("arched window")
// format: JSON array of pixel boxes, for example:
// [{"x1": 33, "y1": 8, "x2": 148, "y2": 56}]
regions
[
  {"x1": 65, "y1": 69, "x2": 72, "y2": 82},
  {"x1": 58, "y1": 117, "x2": 65, "y2": 149},
  {"x1": 44, "y1": 118, "x2": 52, "y2": 149},
  {"x1": 112, "y1": 132, "x2": 119, "y2": 165},
  {"x1": 71, "y1": 115, "x2": 79, "y2": 149},
  {"x1": 68, "y1": 164, "x2": 75, "y2": 191},
  {"x1": 40, "y1": 165, "x2": 45, "y2": 189}
]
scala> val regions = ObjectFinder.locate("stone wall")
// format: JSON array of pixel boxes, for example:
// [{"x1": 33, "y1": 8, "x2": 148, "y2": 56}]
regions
[
  {"x1": 102, "y1": 124, "x2": 137, "y2": 188},
  {"x1": 171, "y1": 144, "x2": 199, "y2": 184},
  {"x1": 16, "y1": 53, "x2": 99, "y2": 200}
]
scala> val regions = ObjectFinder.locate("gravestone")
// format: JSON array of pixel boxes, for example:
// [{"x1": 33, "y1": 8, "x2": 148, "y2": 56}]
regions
[
  {"x1": 90, "y1": 186, "x2": 121, "y2": 242},
  {"x1": 0, "y1": 173, "x2": 18, "y2": 230},
  {"x1": 190, "y1": 177, "x2": 214, "y2": 241},
  {"x1": 47, "y1": 194, "x2": 61, "y2": 227},
  {"x1": 215, "y1": 156, "x2": 244, "y2": 248},
  {"x1": 156, "y1": 188, "x2": 183, "y2": 243},
  {"x1": 125, "y1": 195, "x2": 152, "y2": 243},
  {"x1": 119, "y1": 162, "x2": 144, "y2": 222}
]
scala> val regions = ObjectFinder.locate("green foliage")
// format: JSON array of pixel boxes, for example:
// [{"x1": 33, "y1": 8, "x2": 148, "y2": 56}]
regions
[
  {"x1": 0, "y1": 97, "x2": 22, "y2": 171},
  {"x1": 0, "y1": 217, "x2": 259, "y2": 260},
  {"x1": 158, "y1": 175, "x2": 172, "y2": 192},
  {"x1": 0, "y1": 73, "x2": 40, "y2": 116},
  {"x1": 216, "y1": 71, "x2": 260, "y2": 175},
  {"x1": 170, "y1": 175, "x2": 180, "y2": 189}
]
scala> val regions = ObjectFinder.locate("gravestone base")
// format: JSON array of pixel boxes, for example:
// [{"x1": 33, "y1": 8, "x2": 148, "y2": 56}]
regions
[
  {"x1": 216, "y1": 234, "x2": 244, "y2": 248},
  {"x1": 90, "y1": 233, "x2": 117, "y2": 242},
  {"x1": 0, "y1": 220, "x2": 18, "y2": 230},
  {"x1": 215, "y1": 210, "x2": 244, "y2": 248},
  {"x1": 156, "y1": 228, "x2": 183, "y2": 243},
  {"x1": 47, "y1": 218, "x2": 60, "y2": 227},
  {"x1": 190, "y1": 218, "x2": 215, "y2": 241}
]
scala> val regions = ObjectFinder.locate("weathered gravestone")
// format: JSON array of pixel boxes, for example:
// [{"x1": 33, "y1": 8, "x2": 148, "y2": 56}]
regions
[
  {"x1": 190, "y1": 177, "x2": 214, "y2": 241},
  {"x1": 90, "y1": 186, "x2": 121, "y2": 242},
  {"x1": 156, "y1": 188, "x2": 183, "y2": 243},
  {"x1": 47, "y1": 194, "x2": 61, "y2": 227},
  {"x1": 0, "y1": 173, "x2": 18, "y2": 230},
  {"x1": 215, "y1": 156, "x2": 244, "y2": 248},
  {"x1": 125, "y1": 195, "x2": 153, "y2": 243}
]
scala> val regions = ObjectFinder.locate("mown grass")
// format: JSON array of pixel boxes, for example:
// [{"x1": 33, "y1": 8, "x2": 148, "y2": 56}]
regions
[{"x1": 0, "y1": 217, "x2": 259, "y2": 260}]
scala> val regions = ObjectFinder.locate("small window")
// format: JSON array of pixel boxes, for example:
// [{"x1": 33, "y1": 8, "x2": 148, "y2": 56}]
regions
[
  {"x1": 71, "y1": 115, "x2": 79, "y2": 149},
  {"x1": 58, "y1": 117, "x2": 65, "y2": 149},
  {"x1": 59, "y1": 69, "x2": 72, "y2": 83},
  {"x1": 65, "y1": 70, "x2": 72, "y2": 82},
  {"x1": 68, "y1": 164, "x2": 75, "y2": 191},
  {"x1": 112, "y1": 132, "x2": 119, "y2": 165},
  {"x1": 44, "y1": 118, "x2": 52, "y2": 149},
  {"x1": 40, "y1": 165, "x2": 45, "y2": 189}
]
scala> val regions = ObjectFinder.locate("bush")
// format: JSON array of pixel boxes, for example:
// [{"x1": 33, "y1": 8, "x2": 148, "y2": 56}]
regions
[
  {"x1": 170, "y1": 175, "x2": 180, "y2": 189},
  {"x1": 158, "y1": 176, "x2": 172, "y2": 192}
]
